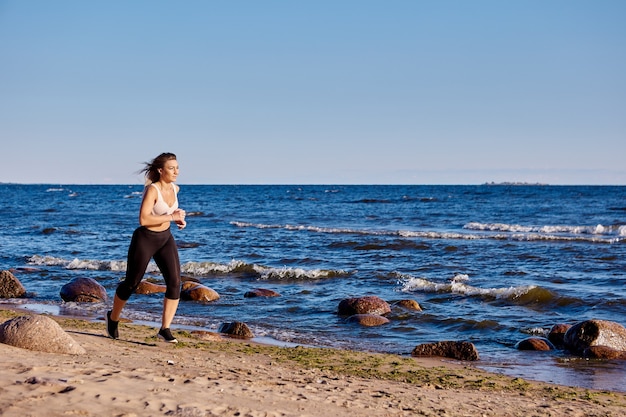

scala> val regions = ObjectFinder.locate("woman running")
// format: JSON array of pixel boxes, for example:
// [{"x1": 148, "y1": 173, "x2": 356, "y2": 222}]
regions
[{"x1": 106, "y1": 152, "x2": 186, "y2": 343}]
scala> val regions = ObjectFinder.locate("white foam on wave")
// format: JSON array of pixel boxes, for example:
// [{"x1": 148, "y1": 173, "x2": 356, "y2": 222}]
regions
[
  {"x1": 465, "y1": 221, "x2": 623, "y2": 236},
  {"x1": 399, "y1": 273, "x2": 537, "y2": 299},
  {"x1": 181, "y1": 259, "x2": 349, "y2": 280},
  {"x1": 233, "y1": 221, "x2": 623, "y2": 244},
  {"x1": 231, "y1": 221, "x2": 365, "y2": 236},
  {"x1": 27, "y1": 255, "x2": 348, "y2": 280},
  {"x1": 258, "y1": 265, "x2": 345, "y2": 280},
  {"x1": 27, "y1": 255, "x2": 157, "y2": 273}
]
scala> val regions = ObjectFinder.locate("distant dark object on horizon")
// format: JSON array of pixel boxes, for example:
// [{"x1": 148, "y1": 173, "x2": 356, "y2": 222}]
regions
[{"x1": 483, "y1": 181, "x2": 549, "y2": 186}]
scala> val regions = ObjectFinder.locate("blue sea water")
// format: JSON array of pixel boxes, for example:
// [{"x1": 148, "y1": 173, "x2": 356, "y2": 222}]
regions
[{"x1": 1, "y1": 184, "x2": 625, "y2": 391}]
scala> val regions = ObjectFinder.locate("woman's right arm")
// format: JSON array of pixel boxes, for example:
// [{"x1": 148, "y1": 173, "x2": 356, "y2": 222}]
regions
[{"x1": 139, "y1": 186, "x2": 173, "y2": 227}]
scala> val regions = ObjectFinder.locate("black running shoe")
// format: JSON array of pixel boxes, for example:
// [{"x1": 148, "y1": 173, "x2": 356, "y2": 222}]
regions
[
  {"x1": 158, "y1": 328, "x2": 178, "y2": 343},
  {"x1": 106, "y1": 310, "x2": 119, "y2": 339}
]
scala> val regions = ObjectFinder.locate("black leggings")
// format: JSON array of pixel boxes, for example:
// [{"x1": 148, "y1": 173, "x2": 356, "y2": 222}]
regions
[{"x1": 116, "y1": 226, "x2": 181, "y2": 301}]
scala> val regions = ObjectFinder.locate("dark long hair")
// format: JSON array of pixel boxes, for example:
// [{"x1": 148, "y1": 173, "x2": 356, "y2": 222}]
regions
[{"x1": 140, "y1": 152, "x2": 177, "y2": 184}]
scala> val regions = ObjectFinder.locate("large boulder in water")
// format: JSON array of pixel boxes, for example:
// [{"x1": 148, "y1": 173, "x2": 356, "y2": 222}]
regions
[
  {"x1": 0, "y1": 315, "x2": 86, "y2": 354},
  {"x1": 564, "y1": 319, "x2": 626, "y2": 355},
  {"x1": 411, "y1": 341, "x2": 480, "y2": 361},
  {"x1": 60, "y1": 277, "x2": 107, "y2": 302},
  {"x1": 338, "y1": 296, "x2": 391, "y2": 316},
  {"x1": 0, "y1": 270, "x2": 27, "y2": 298}
]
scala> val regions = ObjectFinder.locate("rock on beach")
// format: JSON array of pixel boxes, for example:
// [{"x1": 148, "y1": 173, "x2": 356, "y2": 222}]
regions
[
  {"x1": 0, "y1": 314, "x2": 86, "y2": 355},
  {"x1": 411, "y1": 341, "x2": 480, "y2": 361},
  {"x1": 219, "y1": 321, "x2": 254, "y2": 338}
]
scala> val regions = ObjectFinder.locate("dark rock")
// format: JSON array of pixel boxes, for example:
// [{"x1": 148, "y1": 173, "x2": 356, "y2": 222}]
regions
[
  {"x1": 564, "y1": 320, "x2": 626, "y2": 355},
  {"x1": 60, "y1": 277, "x2": 107, "y2": 302},
  {"x1": 219, "y1": 321, "x2": 254, "y2": 338},
  {"x1": 547, "y1": 323, "x2": 571, "y2": 349},
  {"x1": 244, "y1": 288, "x2": 281, "y2": 298},
  {"x1": 515, "y1": 337, "x2": 555, "y2": 351},
  {"x1": 0, "y1": 270, "x2": 27, "y2": 298},
  {"x1": 338, "y1": 296, "x2": 391, "y2": 316},
  {"x1": 0, "y1": 315, "x2": 85, "y2": 354},
  {"x1": 411, "y1": 341, "x2": 480, "y2": 361},
  {"x1": 347, "y1": 314, "x2": 390, "y2": 327}
]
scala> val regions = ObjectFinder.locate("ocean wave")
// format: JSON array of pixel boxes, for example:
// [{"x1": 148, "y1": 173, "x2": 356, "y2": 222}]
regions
[
  {"x1": 398, "y1": 273, "x2": 544, "y2": 302},
  {"x1": 26, "y1": 255, "x2": 349, "y2": 281},
  {"x1": 181, "y1": 259, "x2": 351, "y2": 280},
  {"x1": 28, "y1": 255, "x2": 139, "y2": 273},
  {"x1": 232, "y1": 221, "x2": 623, "y2": 244},
  {"x1": 465, "y1": 221, "x2": 626, "y2": 238}
]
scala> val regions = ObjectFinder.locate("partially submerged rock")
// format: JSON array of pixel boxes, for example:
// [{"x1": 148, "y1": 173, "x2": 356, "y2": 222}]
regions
[
  {"x1": 181, "y1": 282, "x2": 220, "y2": 302},
  {"x1": 394, "y1": 299, "x2": 422, "y2": 311},
  {"x1": 583, "y1": 345, "x2": 626, "y2": 360},
  {"x1": 547, "y1": 323, "x2": 571, "y2": 349},
  {"x1": 60, "y1": 277, "x2": 107, "y2": 302},
  {"x1": 564, "y1": 320, "x2": 626, "y2": 355},
  {"x1": 244, "y1": 288, "x2": 281, "y2": 298},
  {"x1": 347, "y1": 314, "x2": 390, "y2": 327},
  {"x1": 515, "y1": 337, "x2": 555, "y2": 351},
  {"x1": 135, "y1": 281, "x2": 166, "y2": 295},
  {"x1": 338, "y1": 296, "x2": 391, "y2": 316}
]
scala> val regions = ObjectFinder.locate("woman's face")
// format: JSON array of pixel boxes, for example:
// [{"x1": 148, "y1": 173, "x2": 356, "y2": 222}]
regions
[{"x1": 160, "y1": 159, "x2": 179, "y2": 183}]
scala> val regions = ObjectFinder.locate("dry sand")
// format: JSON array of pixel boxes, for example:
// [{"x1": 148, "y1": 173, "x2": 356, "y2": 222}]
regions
[{"x1": 0, "y1": 308, "x2": 624, "y2": 417}]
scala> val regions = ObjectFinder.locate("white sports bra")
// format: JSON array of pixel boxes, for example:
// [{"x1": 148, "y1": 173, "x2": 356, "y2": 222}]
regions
[{"x1": 150, "y1": 183, "x2": 178, "y2": 215}]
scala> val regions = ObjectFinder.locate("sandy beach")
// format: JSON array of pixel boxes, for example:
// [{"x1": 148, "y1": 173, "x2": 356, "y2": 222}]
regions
[{"x1": 0, "y1": 308, "x2": 624, "y2": 417}]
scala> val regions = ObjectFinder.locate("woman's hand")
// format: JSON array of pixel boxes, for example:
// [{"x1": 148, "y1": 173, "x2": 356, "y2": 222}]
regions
[{"x1": 172, "y1": 209, "x2": 186, "y2": 229}]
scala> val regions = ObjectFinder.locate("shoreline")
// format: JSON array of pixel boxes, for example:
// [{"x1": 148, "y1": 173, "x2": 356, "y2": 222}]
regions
[{"x1": 1, "y1": 307, "x2": 625, "y2": 416}]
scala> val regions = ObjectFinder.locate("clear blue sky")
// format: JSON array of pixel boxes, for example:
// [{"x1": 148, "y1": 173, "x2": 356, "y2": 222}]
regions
[{"x1": 1, "y1": 1, "x2": 624, "y2": 185}]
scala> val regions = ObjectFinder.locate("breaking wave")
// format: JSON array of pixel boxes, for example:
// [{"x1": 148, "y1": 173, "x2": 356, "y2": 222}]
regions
[
  {"x1": 398, "y1": 273, "x2": 557, "y2": 306},
  {"x1": 232, "y1": 221, "x2": 624, "y2": 244},
  {"x1": 26, "y1": 255, "x2": 350, "y2": 281},
  {"x1": 465, "y1": 222, "x2": 626, "y2": 237}
]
